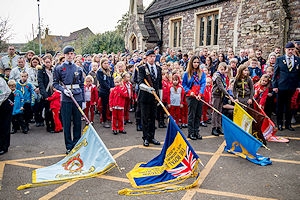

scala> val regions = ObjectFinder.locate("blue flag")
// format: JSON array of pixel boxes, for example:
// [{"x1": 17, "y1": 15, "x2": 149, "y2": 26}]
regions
[
  {"x1": 222, "y1": 115, "x2": 272, "y2": 166},
  {"x1": 119, "y1": 116, "x2": 201, "y2": 195},
  {"x1": 18, "y1": 124, "x2": 117, "y2": 190}
]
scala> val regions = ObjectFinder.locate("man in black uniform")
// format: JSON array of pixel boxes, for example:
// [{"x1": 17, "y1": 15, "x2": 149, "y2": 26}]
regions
[
  {"x1": 138, "y1": 50, "x2": 162, "y2": 147},
  {"x1": 53, "y1": 46, "x2": 85, "y2": 154},
  {"x1": 272, "y1": 42, "x2": 300, "y2": 131},
  {"x1": 0, "y1": 76, "x2": 14, "y2": 155}
]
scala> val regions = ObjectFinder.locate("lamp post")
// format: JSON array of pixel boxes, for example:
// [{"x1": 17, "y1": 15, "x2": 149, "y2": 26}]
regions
[{"x1": 37, "y1": 0, "x2": 41, "y2": 55}]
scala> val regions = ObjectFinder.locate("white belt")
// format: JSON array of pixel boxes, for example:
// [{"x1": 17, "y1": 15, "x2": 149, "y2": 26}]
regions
[{"x1": 65, "y1": 84, "x2": 80, "y2": 89}]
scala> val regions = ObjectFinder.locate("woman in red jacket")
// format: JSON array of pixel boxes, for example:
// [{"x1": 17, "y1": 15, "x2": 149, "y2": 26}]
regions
[{"x1": 84, "y1": 75, "x2": 98, "y2": 124}]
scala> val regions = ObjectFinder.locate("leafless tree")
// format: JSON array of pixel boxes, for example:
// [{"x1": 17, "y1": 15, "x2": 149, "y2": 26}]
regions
[{"x1": 0, "y1": 17, "x2": 13, "y2": 52}]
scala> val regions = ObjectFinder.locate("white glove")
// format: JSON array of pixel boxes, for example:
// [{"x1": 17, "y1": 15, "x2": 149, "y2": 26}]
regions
[
  {"x1": 63, "y1": 89, "x2": 71, "y2": 97},
  {"x1": 82, "y1": 102, "x2": 86, "y2": 110},
  {"x1": 139, "y1": 83, "x2": 155, "y2": 94}
]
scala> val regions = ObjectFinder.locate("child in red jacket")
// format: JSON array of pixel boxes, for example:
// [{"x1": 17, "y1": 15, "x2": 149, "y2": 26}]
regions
[
  {"x1": 84, "y1": 75, "x2": 98, "y2": 124},
  {"x1": 46, "y1": 88, "x2": 62, "y2": 133},
  {"x1": 109, "y1": 76, "x2": 128, "y2": 135},
  {"x1": 167, "y1": 74, "x2": 185, "y2": 128},
  {"x1": 254, "y1": 74, "x2": 271, "y2": 110},
  {"x1": 201, "y1": 76, "x2": 212, "y2": 127},
  {"x1": 122, "y1": 72, "x2": 133, "y2": 124}
]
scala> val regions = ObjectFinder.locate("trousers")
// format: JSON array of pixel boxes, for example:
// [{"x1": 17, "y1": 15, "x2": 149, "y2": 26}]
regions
[{"x1": 61, "y1": 101, "x2": 82, "y2": 150}]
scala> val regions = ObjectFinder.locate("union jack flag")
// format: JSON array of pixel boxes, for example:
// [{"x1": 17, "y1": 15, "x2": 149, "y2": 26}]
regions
[{"x1": 167, "y1": 146, "x2": 197, "y2": 177}]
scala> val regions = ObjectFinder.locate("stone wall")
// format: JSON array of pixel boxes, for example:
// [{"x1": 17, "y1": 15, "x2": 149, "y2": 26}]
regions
[
  {"x1": 149, "y1": 0, "x2": 299, "y2": 58},
  {"x1": 288, "y1": 0, "x2": 300, "y2": 41}
]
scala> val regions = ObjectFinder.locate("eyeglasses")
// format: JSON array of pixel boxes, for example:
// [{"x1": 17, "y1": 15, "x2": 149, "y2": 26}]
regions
[
  {"x1": 9, "y1": 49, "x2": 14, "y2": 50},
  {"x1": 193, "y1": 61, "x2": 200, "y2": 63}
]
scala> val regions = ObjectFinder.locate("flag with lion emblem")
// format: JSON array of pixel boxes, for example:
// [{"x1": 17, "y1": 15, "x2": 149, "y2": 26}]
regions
[{"x1": 119, "y1": 116, "x2": 201, "y2": 195}]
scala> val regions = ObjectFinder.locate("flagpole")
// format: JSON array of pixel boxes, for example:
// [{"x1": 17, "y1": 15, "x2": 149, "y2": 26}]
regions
[
  {"x1": 62, "y1": 84, "x2": 123, "y2": 171},
  {"x1": 197, "y1": 97, "x2": 223, "y2": 116},
  {"x1": 62, "y1": 84, "x2": 91, "y2": 124},
  {"x1": 248, "y1": 100, "x2": 271, "y2": 150},
  {"x1": 144, "y1": 79, "x2": 171, "y2": 116},
  {"x1": 224, "y1": 96, "x2": 258, "y2": 123}
]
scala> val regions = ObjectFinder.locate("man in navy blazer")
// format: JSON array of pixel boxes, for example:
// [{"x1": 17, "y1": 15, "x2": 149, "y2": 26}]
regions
[{"x1": 272, "y1": 42, "x2": 300, "y2": 131}]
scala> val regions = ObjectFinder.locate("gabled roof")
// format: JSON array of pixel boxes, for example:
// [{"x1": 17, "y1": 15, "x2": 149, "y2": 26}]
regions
[
  {"x1": 145, "y1": 0, "x2": 223, "y2": 18},
  {"x1": 63, "y1": 27, "x2": 94, "y2": 43}
]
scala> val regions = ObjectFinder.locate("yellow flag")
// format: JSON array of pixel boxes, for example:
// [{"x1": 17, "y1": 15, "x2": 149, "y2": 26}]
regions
[{"x1": 233, "y1": 103, "x2": 253, "y2": 133}]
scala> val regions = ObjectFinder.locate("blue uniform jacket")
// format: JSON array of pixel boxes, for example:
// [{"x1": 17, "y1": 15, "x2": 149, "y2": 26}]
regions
[
  {"x1": 182, "y1": 72, "x2": 206, "y2": 95},
  {"x1": 248, "y1": 66, "x2": 262, "y2": 78},
  {"x1": 12, "y1": 89, "x2": 24, "y2": 115},
  {"x1": 16, "y1": 81, "x2": 35, "y2": 106},
  {"x1": 53, "y1": 62, "x2": 85, "y2": 102},
  {"x1": 272, "y1": 55, "x2": 300, "y2": 90},
  {"x1": 96, "y1": 68, "x2": 114, "y2": 96}
]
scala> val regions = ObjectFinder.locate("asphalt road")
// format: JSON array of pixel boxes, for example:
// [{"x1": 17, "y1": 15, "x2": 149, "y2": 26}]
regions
[{"x1": 0, "y1": 113, "x2": 300, "y2": 200}]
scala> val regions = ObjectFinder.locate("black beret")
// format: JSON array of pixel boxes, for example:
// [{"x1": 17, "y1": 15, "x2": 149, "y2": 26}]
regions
[
  {"x1": 63, "y1": 45, "x2": 75, "y2": 54},
  {"x1": 285, "y1": 42, "x2": 295, "y2": 49},
  {"x1": 146, "y1": 49, "x2": 155, "y2": 56}
]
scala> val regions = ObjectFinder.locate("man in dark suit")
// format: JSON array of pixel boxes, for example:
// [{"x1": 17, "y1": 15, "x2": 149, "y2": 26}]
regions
[
  {"x1": 138, "y1": 49, "x2": 162, "y2": 147},
  {"x1": 272, "y1": 42, "x2": 300, "y2": 131}
]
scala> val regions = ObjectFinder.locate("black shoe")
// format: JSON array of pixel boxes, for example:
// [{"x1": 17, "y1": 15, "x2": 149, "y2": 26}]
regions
[
  {"x1": 23, "y1": 130, "x2": 28, "y2": 134},
  {"x1": 66, "y1": 149, "x2": 71, "y2": 154},
  {"x1": 136, "y1": 125, "x2": 142, "y2": 131},
  {"x1": 205, "y1": 120, "x2": 211, "y2": 124},
  {"x1": 286, "y1": 125, "x2": 295, "y2": 131},
  {"x1": 211, "y1": 128, "x2": 219, "y2": 136},
  {"x1": 151, "y1": 139, "x2": 160, "y2": 145},
  {"x1": 217, "y1": 127, "x2": 224, "y2": 135},
  {"x1": 196, "y1": 134, "x2": 202, "y2": 140},
  {"x1": 112, "y1": 130, "x2": 118, "y2": 135},
  {"x1": 47, "y1": 128, "x2": 55, "y2": 133},
  {"x1": 11, "y1": 129, "x2": 16, "y2": 134},
  {"x1": 278, "y1": 125, "x2": 283, "y2": 131},
  {"x1": 143, "y1": 139, "x2": 149, "y2": 147},
  {"x1": 188, "y1": 134, "x2": 197, "y2": 140},
  {"x1": 119, "y1": 130, "x2": 127, "y2": 134},
  {"x1": 159, "y1": 123, "x2": 167, "y2": 128},
  {"x1": 126, "y1": 120, "x2": 133, "y2": 124},
  {"x1": 0, "y1": 150, "x2": 7, "y2": 155},
  {"x1": 200, "y1": 121, "x2": 207, "y2": 127}
]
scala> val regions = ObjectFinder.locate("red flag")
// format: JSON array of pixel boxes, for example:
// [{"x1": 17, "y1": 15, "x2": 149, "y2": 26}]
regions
[{"x1": 254, "y1": 101, "x2": 289, "y2": 143}]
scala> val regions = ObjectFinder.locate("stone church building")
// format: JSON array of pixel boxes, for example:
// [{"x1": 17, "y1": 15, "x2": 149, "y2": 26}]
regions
[{"x1": 125, "y1": 0, "x2": 299, "y2": 56}]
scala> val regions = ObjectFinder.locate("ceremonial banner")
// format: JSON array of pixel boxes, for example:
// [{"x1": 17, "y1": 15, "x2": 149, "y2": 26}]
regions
[
  {"x1": 255, "y1": 105, "x2": 289, "y2": 143},
  {"x1": 18, "y1": 124, "x2": 117, "y2": 190},
  {"x1": 119, "y1": 116, "x2": 201, "y2": 195},
  {"x1": 222, "y1": 115, "x2": 272, "y2": 166},
  {"x1": 233, "y1": 103, "x2": 253, "y2": 133},
  {"x1": 246, "y1": 107, "x2": 267, "y2": 145}
]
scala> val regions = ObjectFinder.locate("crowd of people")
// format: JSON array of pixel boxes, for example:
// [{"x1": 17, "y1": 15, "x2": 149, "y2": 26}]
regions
[{"x1": 0, "y1": 40, "x2": 299, "y2": 155}]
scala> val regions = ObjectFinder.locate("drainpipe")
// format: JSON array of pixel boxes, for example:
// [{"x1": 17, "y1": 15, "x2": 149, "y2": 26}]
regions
[
  {"x1": 159, "y1": 14, "x2": 164, "y2": 51},
  {"x1": 282, "y1": 0, "x2": 291, "y2": 50}
]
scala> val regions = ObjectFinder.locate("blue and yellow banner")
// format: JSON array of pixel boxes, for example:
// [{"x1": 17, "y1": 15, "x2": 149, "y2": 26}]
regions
[
  {"x1": 222, "y1": 115, "x2": 272, "y2": 166},
  {"x1": 18, "y1": 124, "x2": 117, "y2": 190},
  {"x1": 233, "y1": 103, "x2": 253, "y2": 133},
  {"x1": 119, "y1": 116, "x2": 201, "y2": 195}
]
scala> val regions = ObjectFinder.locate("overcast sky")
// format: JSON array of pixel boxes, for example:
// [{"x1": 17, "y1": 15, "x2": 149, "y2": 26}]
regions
[{"x1": 1, "y1": 0, "x2": 152, "y2": 43}]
